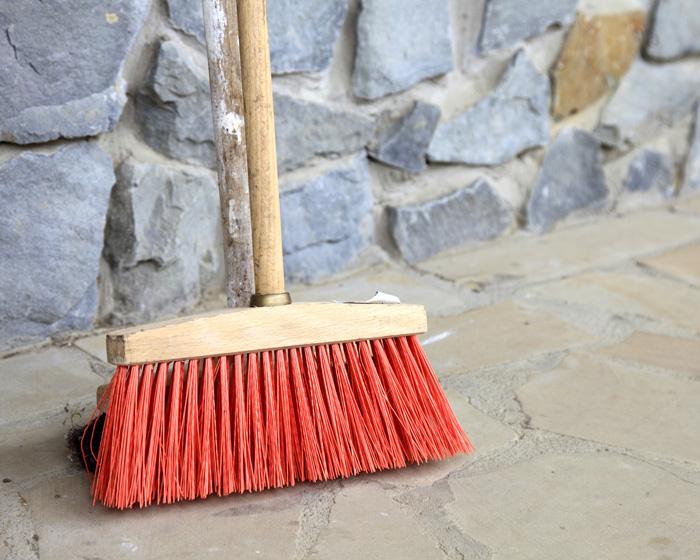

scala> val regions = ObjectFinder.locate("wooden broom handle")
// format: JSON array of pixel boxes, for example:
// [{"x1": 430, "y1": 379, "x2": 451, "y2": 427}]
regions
[{"x1": 236, "y1": 0, "x2": 287, "y2": 299}]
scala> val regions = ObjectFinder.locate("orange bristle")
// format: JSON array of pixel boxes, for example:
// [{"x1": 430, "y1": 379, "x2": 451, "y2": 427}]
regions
[
  {"x1": 217, "y1": 356, "x2": 235, "y2": 495},
  {"x1": 87, "y1": 336, "x2": 472, "y2": 509}
]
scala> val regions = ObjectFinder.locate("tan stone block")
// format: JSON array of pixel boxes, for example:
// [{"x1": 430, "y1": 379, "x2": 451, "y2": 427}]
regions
[
  {"x1": 0, "y1": 347, "x2": 102, "y2": 424},
  {"x1": 421, "y1": 302, "x2": 594, "y2": 376},
  {"x1": 553, "y1": 12, "x2": 644, "y2": 118},
  {"x1": 418, "y1": 210, "x2": 700, "y2": 286},
  {"x1": 639, "y1": 243, "x2": 700, "y2": 287},
  {"x1": 595, "y1": 332, "x2": 700, "y2": 376},
  {"x1": 524, "y1": 271, "x2": 700, "y2": 333},
  {"x1": 312, "y1": 482, "x2": 442, "y2": 559},
  {"x1": 22, "y1": 473, "x2": 303, "y2": 560},
  {"x1": 517, "y1": 352, "x2": 700, "y2": 463},
  {"x1": 448, "y1": 453, "x2": 700, "y2": 559},
  {"x1": 290, "y1": 264, "x2": 468, "y2": 316}
]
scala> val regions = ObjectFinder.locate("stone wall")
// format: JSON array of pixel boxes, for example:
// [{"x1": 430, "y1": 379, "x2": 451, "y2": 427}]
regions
[{"x1": 2, "y1": 0, "x2": 700, "y2": 351}]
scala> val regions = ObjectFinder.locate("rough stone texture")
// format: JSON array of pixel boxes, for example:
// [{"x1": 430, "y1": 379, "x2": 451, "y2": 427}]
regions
[
  {"x1": 165, "y1": 0, "x2": 346, "y2": 74},
  {"x1": 646, "y1": 0, "x2": 700, "y2": 60},
  {"x1": 418, "y1": 210, "x2": 700, "y2": 286},
  {"x1": 552, "y1": 12, "x2": 644, "y2": 119},
  {"x1": 268, "y1": 0, "x2": 347, "y2": 74},
  {"x1": 103, "y1": 159, "x2": 223, "y2": 325},
  {"x1": 623, "y1": 149, "x2": 675, "y2": 197},
  {"x1": 0, "y1": 0, "x2": 148, "y2": 144},
  {"x1": 478, "y1": 0, "x2": 578, "y2": 53},
  {"x1": 388, "y1": 178, "x2": 512, "y2": 264},
  {"x1": 369, "y1": 101, "x2": 440, "y2": 173},
  {"x1": 525, "y1": 271, "x2": 700, "y2": 334},
  {"x1": 134, "y1": 39, "x2": 216, "y2": 168},
  {"x1": 280, "y1": 154, "x2": 374, "y2": 284},
  {"x1": 527, "y1": 127, "x2": 608, "y2": 233},
  {"x1": 0, "y1": 347, "x2": 102, "y2": 424},
  {"x1": 518, "y1": 352, "x2": 700, "y2": 463},
  {"x1": 274, "y1": 93, "x2": 374, "y2": 173},
  {"x1": 312, "y1": 483, "x2": 443, "y2": 559},
  {"x1": 0, "y1": 144, "x2": 114, "y2": 351},
  {"x1": 448, "y1": 453, "x2": 700, "y2": 559},
  {"x1": 428, "y1": 50, "x2": 549, "y2": 166},
  {"x1": 22, "y1": 474, "x2": 304, "y2": 559},
  {"x1": 639, "y1": 242, "x2": 700, "y2": 288},
  {"x1": 353, "y1": 0, "x2": 453, "y2": 100},
  {"x1": 684, "y1": 103, "x2": 700, "y2": 191},
  {"x1": 422, "y1": 302, "x2": 593, "y2": 377},
  {"x1": 596, "y1": 332, "x2": 700, "y2": 376},
  {"x1": 166, "y1": 0, "x2": 206, "y2": 44},
  {"x1": 596, "y1": 58, "x2": 700, "y2": 148}
]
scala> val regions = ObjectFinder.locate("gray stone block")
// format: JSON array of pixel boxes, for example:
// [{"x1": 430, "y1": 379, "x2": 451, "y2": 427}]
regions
[
  {"x1": 388, "y1": 178, "x2": 512, "y2": 264},
  {"x1": 134, "y1": 40, "x2": 216, "y2": 168},
  {"x1": 274, "y1": 93, "x2": 374, "y2": 173},
  {"x1": 527, "y1": 128, "x2": 609, "y2": 233},
  {"x1": 167, "y1": 0, "x2": 206, "y2": 44},
  {"x1": 0, "y1": 144, "x2": 115, "y2": 351},
  {"x1": 428, "y1": 50, "x2": 549, "y2": 166},
  {"x1": 280, "y1": 154, "x2": 374, "y2": 283},
  {"x1": 353, "y1": 0, "x2": 453, "y2": 100},
  {"x1": 369, "y1": 101, "x2": 440, "y2": 173},
  {"x1": 166, "y1": 0, "x2": 346, "y2": 74},
  {"x1": 478, "y1": 0, "x2": 577, "y2": 53},
  {"x1": 685, "y1": 104, "x2": 700, "y2": 191},
  {"x1": 623, "y1": 150, "x2": 675, "y2": 198},
  {"x1": 269, "y1": 0, "x2": 347, "y2": 74},
  {"x1": 104, "y1": 159, "x2": 223, "y2": 325},
  {"x1": 597, "y1": 59, "x2": 700, "y2": 148},
  {"x1": 0, "y1": 0, "x2": 148, "y2": 144},
  {"x1": 646, "y1": 0, "x2": 700, "y2": 60}
]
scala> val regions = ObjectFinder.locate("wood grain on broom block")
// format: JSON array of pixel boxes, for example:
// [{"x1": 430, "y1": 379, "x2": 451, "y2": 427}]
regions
[{"x1": 106, "y1": 303, "x2": 427, "y2": 366}]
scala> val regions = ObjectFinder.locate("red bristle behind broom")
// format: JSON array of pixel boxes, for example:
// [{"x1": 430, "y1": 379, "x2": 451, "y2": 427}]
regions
[{"x1": 89, "y1": 336, "x2": 472, "y2": 509}]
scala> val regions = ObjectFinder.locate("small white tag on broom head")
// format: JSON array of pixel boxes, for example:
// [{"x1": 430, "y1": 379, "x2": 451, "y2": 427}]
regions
[{"x1": 334, "y1": 291, "x2": 402, "y2": 304}]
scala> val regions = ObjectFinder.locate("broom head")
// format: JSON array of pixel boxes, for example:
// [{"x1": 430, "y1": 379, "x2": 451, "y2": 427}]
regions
[{"x1": 84, "y1": 303, "x2": 473, "y2": 509}]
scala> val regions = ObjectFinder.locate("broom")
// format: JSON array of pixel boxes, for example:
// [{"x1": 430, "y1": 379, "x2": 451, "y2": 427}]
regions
[{"x1": 81, "y1": 0, "x2": 473, "y2": 509}]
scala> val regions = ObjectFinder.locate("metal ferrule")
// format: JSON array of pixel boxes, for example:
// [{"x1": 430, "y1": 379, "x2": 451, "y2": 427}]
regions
[{"x1": 250, "y1": 292, "x2": 292, "y2": 307}]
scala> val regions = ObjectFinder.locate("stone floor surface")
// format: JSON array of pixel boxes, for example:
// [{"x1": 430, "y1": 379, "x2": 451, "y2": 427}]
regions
[{"x1": 2, "y1": 203, "x2": 700, "y2": 559}]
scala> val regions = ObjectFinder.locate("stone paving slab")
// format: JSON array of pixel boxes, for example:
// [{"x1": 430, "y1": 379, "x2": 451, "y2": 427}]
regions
[
  {"x1": 290, "y1": 264, "x2": 472, "y2": 316},
  {"x1": 417, "y1": 210, "x2": 700, "y2": 286},
  {"x1": 420, "y1": 302, "x2": 594, "y2": 376},
  {"x1": 447, "y1": 453, "x2": 700, "y2": 560},
  {"x1": 674, "y1": 196, "x2": 700, "y2": 214},
  {"x1": 311, "y1": 482, "x2": 443, "y2": 559},
  {"x1": 0, "y1": 420, "x2": 74, "y2": 485},
  {"x1": 0, "y1": 347, "x2": 102, "y2": 425},
  {"x1": 639, "y1": 242, "x2": 700, "y2": 287},
  {"x1": 21, "y1": 474, "x2": 305, "y2": 560},
  {"x1": 522, "y1": 271, "x2": 700, "y2": 334},
  {"x1": 370, "y1": 389, "x2": 517, "y2": 487},
  {"x1": 72, "y1": 333, "x2": 109, "y2": 363},
  {"x1": 517, "y1": 352, "x2": 700, "y2": 464},
  {"x1": 595, "y1": 331, "x2": 700, "y2": 376}
]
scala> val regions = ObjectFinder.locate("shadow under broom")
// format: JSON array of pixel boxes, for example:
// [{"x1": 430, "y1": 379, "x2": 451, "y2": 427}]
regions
[{"x1": 75, "y1": 0, "x2": 473, "y2": 509}]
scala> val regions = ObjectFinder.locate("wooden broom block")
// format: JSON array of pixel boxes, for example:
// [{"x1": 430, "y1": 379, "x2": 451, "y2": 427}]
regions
[{"x1": 106, "y1": 303, "x2": 427, "y2": 366}]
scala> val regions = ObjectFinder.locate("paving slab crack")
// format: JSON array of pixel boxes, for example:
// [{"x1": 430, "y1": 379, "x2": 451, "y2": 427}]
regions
[
  {"x1": 293, "y1": 481, "x2": 339, "y2": 560},
  {"x1": 389, "y1": 480, "x2": 492, "y2": 560}
]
